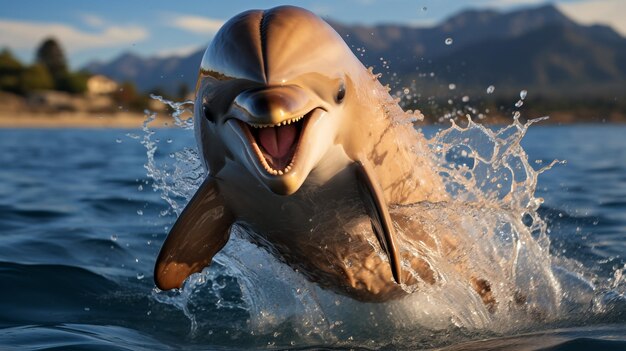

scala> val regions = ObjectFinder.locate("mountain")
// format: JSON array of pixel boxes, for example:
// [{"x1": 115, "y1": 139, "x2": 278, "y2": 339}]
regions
[
  {"x1": 328, "y1": 4, "x2": 576, "y2": 69},
  {"x1": 84, "y1": 51, "x2": 204, "y2": 93},
  {"x1": 83, "y1": 4, "x2": 626, "y2": 98},
  {"x1": 429, "y1": 23, "x2": 626, "y2": 97}
]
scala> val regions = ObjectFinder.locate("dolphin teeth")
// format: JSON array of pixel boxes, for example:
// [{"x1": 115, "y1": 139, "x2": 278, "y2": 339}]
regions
[
  {"x1": 242, "y1": 113, "x2": 306, "y2": 175},
  {"x1": 248, "y1": 116, "x2": 306, "y2": 128}
]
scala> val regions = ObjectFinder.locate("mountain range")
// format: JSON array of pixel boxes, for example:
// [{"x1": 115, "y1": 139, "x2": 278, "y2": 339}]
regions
[{"x1": 84, "y1": 4, "x2": 626, "y2": 98}]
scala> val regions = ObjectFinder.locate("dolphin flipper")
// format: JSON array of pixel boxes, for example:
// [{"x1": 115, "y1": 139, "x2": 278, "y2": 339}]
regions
[
  {"x1": 154, "y1": 176, "x2": 235, "y2": 290},
  {"x1": 355, "y1": 159, "x2": 403, "y2": 285}
]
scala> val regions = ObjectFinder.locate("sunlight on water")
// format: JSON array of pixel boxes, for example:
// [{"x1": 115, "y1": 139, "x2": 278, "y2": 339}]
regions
[{"x1": 140, "y1": 90, "x2": 626, "y2": 348}]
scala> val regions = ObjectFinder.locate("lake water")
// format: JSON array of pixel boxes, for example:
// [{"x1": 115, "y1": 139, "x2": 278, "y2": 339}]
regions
[{"x1": 0, "y1": 123, "x2": 625, "y2": 350}]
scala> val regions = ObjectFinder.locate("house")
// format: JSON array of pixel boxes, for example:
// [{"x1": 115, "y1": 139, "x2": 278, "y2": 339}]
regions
[{"x1": 87, "y1": 75, "x2": 118, "y2": 95}]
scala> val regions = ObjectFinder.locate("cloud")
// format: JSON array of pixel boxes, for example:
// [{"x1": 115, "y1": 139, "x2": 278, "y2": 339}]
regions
[
  {"x1": 169, "y1": 15, "x2": 224, "y2": 35},
  {"x1": 79, "y1": 13, "x2": 106, "y2": 28},
  {"x1": 557, "y1": 0, "x2": 626, "y2": 36},
  {"x1": 0, "y1": 18, "x2": 148, "y2": 53},
  {"x1": 154, "y1": 44, "x2": 202, "y2": 58}
]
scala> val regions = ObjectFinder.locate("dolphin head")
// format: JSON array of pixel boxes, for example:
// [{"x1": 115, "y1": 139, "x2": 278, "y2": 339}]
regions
[{"x1": 195, "y1": 6, "x2": 363, "y2": 195}]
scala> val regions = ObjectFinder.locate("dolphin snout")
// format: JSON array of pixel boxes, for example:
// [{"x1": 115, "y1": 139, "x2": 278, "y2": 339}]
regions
[{"x1": 231, "y1": 85, "x2": 314, "y2": 125}]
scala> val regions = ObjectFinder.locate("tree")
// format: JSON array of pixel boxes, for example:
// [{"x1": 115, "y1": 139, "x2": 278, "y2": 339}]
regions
[
  {"x1": 176, "y1": 82, "x2": 190, "y2": 100},
  {"x1": 63, "y1": 71, "x2": 90, "y2": 94},
  {"x1": 0, "y1": 48, "x2": 24, "y2": 93},
  {"x1": 35, "y1": 38, "x2": 69, "y2": 91},
  {"x1": 113, "y1": 81, "x2": 148, "y2": 111},
  {"x1": 18, "y1": 63, "x2": 54, "y2": 93}
]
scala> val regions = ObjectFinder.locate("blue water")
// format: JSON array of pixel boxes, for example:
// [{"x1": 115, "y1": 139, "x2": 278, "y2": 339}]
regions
[{"x1": 0, "y1": 125, "x2": 625, "y2": 350}]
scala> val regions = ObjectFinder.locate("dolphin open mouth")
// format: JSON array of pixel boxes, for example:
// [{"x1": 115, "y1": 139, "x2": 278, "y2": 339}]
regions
[{"x1": 238, "y1": 111, "x2": 311, "y2": 175}]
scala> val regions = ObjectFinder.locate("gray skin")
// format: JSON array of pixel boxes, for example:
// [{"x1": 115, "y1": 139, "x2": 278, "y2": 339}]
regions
[{"x1": 154, "y1": 6, "x2": 454, "y2": 302}]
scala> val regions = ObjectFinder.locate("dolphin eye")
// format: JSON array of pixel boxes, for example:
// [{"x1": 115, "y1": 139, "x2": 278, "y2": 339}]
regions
[{"x1": 336, "y1": 82, "x2": 346, "y2": 103}]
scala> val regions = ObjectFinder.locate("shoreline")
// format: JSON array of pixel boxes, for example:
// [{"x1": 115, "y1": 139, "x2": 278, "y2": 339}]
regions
[{"x1": 0, "y1": 111, "x2": 183, "y2": 129}]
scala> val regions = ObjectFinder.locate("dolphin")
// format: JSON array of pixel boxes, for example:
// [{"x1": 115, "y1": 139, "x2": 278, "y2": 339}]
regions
[{"x1": 154, "y1": 6, "x2": 449, "y2": 302}]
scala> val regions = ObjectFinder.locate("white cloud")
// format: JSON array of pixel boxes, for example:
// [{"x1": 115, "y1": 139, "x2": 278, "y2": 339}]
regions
[
  {"x1": 154, "y1": 44, "x2": 203, "y2": 58},
  {"x1": 169, "y1": 15, "x2": 224, "y2": 35},
  {"x1": 557, "y1": 0, "x2": 626, "y2": 36},
  {"x1": 79, "y1": 13, "x2": 106, "y2": 28},
  {"x1": 0, "y1": 18, "x2": 148, "y2": 53}
]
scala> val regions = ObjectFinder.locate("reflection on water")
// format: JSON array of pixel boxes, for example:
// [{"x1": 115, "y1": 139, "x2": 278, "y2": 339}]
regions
[{"x1": 0, "y1": 118, "x2": 625, "y2": 349}]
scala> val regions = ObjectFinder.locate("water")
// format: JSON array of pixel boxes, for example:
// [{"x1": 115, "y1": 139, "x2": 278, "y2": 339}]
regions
[{"x1": 0, "y1": 121, "x2": 625, "y2": 350}]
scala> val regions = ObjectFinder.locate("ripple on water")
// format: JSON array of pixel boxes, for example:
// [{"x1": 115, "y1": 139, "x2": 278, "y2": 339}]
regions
[
  {"x1": 135, "y1": 100, "x2": 626, "y2": 349},
  {"x1": 1, "y1": 120, "x2": 625, "y2": 349}
]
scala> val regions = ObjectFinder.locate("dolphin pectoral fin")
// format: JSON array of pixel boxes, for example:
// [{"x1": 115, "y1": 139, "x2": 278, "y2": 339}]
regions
[
  {"x1": 355, "y1": 159, "x2": 403, "y2": 285},
  {"x1": 154, "y1": 176, "x2": 235, "y2": 290}
]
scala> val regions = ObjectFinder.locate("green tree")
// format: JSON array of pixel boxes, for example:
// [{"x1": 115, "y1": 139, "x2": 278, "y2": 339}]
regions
[
  {"x1": 18, "y1": 63, "x2": 54, "y2": 93},
  {"x1": 176, "y1": 82, "x2": 190, "y2": 100},
  {"x1": 35, "y1": 37, "x2": 69, "y2": 91},
  {"x1": 113, "y1": 81, "x2": 148, "y2": 111},
  {"x1": 0, "y1": 48, "x2": 24, "y2": 93},
  {"x1": 63, "y1": 71, "x2": 90, "y2": 94}
]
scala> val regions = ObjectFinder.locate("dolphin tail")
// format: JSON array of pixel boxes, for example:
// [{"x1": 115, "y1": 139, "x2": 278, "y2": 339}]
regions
[
  {"x1": 355, "y1": 158, "x2": 403, "y2": 285},
  {"x1": 154, "y1": 176, "x2": 235, "y2": 290}
]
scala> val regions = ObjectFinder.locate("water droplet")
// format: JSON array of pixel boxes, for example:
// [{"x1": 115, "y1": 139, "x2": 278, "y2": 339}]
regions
[
  {"x1": 403, "y1": 88, "x2": 410, "y2": 94},
  {"x1": 448, "y1": 83, "x2": 456, "y2": 90},
  {"x1": 136, "y1": 273, "x2": 145, "y2": 280},
  {"x1": 115, "y1": 138, "x2": 122, "y2": 143},
  {"x1": 137, "y1": 209, "x2": 143, "y2": 216},
  {"x1": 462, "y1": 96, "x2": 469, "y2": 102},
  {"x1": 166, "y1": 138, "x2": 173, "y2": 143},
  {"x1": 486, "y1": 85, "x2": 495, "y2": 94},
  {"x1": 520, "y1": 89, "x2": 528, "y2": 100},
  {"x1": 137, "y1": 184, "x2": 143, "y2": 191},
  {"x1": 445, "y1": 37, "x2": 453, "y2": 45},
  {"x1": 515, "y1": 100, "x2": 524, "y2": 108},
  {"x1": 110, "y1": 234, "x2": 118, "y2": 242}
]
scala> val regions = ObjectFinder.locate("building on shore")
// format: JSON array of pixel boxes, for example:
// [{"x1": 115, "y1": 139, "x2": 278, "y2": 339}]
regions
[{"x1": 87, "y1": 75, "x2": 118, "y2": 95}]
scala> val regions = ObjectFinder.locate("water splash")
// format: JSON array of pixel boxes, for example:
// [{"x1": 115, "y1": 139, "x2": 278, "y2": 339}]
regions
[
  {"x1": 141, "y1": 95, "x2": 625, "y2": 348},
  {"x1": 141, "y1": 99, "x2": 201, "y2": 217}
]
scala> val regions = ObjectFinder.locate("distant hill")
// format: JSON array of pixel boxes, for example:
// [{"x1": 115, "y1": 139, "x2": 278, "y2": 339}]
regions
[
  {"x1": 83, "y1": 4, "x2": 626, "y2": 98},
  {"x1": 83, "y1": 51, "x2": 204, "y2": 94}
]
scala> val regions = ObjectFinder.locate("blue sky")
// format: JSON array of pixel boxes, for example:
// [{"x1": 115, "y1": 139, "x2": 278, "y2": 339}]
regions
[{"x1": 0, "y1": 0, "x2": 624, "y2": 68}]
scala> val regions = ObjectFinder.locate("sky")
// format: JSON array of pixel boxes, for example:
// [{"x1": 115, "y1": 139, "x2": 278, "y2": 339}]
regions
[{"x1": 0, "y1": 0, "x2": 624, "y2": 69}]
